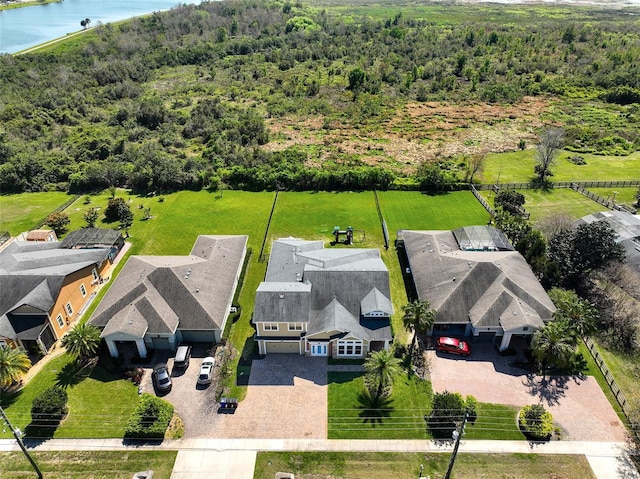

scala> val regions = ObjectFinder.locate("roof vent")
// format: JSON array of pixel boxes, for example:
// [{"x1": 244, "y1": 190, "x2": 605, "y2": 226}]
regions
[{"x1": 279, "y1": 294, "x2": 285, "y2": 299}]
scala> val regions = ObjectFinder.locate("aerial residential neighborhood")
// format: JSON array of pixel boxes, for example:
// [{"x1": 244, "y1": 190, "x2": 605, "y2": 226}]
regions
[{"x1": 1, "y1": 0, "x2": 640, "y2": 478}]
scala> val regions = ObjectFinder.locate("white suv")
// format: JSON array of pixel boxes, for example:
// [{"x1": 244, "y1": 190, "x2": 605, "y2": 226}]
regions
[{"x1": 197, "y1": 357, "x2": 215, "y2": 385}]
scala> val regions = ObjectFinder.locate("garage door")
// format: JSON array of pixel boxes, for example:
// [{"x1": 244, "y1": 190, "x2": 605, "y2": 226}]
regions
[
  {"x1": 181, "y1": 330, "x2": 216, "y2": 343},
  {"x1": 266, "y1": 341, "x2": 300, "y2": 354},
  {"x1": 151, "y1": 337, "x2": 171, "y2": 349}
]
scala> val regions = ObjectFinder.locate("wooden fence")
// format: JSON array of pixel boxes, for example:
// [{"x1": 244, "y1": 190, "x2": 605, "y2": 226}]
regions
[
  {"x1": 583, "y1": 338, "x2": 638, "y2": 439},
  {"x1": 474, "y1": 179, "x2": 640, "y2": 191},
  {"x1": 470, "y1": 184, "x2": 495, "y2": 216}
]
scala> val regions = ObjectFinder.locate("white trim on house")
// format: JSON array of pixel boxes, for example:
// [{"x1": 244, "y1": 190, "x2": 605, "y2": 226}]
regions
[
  {"x1": 80, "y1": 283, "x2": 87, "y2": 297},
  {"x1": 65, "y1": 302, "x2": 73, "y2": 316},
  {"x1": 337, "y1": 339, "x2": 363, "y2": 357},
  {"x1": 263, "y1": 323, "x2": 279, "y2": 331},
  {"x1": 288, "y1": 322, "x2": 303, "y2": 331},
  {"x1": 56, "y1": 314, "x2": 64, "y2": 328}
]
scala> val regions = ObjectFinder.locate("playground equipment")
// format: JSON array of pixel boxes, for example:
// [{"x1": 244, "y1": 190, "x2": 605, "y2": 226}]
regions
[{"x1": 332, "y1": 226, "x2": 353, "y2": 245}]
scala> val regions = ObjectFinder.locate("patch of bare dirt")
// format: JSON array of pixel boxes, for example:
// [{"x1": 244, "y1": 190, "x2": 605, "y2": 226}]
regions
[{"x1": 264, "y1": 96, "x2": 550, "y2": 171}]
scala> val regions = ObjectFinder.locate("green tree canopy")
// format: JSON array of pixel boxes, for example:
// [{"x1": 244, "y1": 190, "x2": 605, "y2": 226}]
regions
[
  {"x1": 363, "y1": 349, "x2": 403, "y2": 400},
  {"x1": 45, "y1": 212, "x2": 70, "y2": 236},
  {"x1": 531, "y1": 321, "x2": 576, "y2": 374},
  {"x1": 61, "y1": 323, "x2": 102, "y2": 363},
  {"x1": 548, "y1": 288, "x2": 598, "y2": 338},
  {"x1": 402, "y1": 300, "x2": 436, "y2": 355},
  {"x1": 0, "y1": 347, "x2": 31, "y2": 390}
]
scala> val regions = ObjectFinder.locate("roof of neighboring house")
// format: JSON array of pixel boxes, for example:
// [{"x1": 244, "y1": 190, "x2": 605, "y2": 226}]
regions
[
  {"x1": 402, "y1": 230, "x2": 555, "y2": 332},
  {"x1": 577, "y1": 211, "x2": 640, "y2": 271},
  {"x1": 90, "y1": 235, "x2": 247, "y2": 338},
  {"x1": 0, "y1": 240, "x2": 111, "y2": 341},
  {"x1": 257, "y1": 238, "x2": 392, "y2": 342},
  {"x1": 61, "y1": 228, "x2": 123, "y2": 249},
  {"x1": 26, "y1": 230, "x2": 57, "y2": 241},
  {"x1": 453, "y1": 226, "x2": 514, "y2": 251}
]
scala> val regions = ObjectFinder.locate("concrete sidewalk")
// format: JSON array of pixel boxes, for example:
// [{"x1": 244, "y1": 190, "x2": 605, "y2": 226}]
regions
[{"x1": 1, "y1": 438, "x2": 638, "y2": 479}]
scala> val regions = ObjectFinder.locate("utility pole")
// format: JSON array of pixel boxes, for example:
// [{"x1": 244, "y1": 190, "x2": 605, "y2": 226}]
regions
[
  {"x1": 444, "y1": 411, "x2": 468, "y2": 479},
  {"x1": 0, "y1": 406, "x2": 43, "y2": 479}
]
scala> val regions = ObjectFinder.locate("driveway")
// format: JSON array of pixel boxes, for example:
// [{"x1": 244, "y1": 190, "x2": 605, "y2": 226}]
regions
[
  {"x1": 139, "y1": 344, "x2": 220, "y2": 438},
  {"x1": 214, "y1": 354, "x2": 328, "y2": 439},
  {"x1": 428, "y1": 343, "x2": 628, "y2": 441}
]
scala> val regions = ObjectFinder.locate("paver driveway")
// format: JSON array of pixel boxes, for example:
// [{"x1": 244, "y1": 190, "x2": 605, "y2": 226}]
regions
[
  {"x1": 215, "y1": 354, "x2": 328, "y2": 439},
  {"x1": 428, "y1": 343, "x2": 627, "y2": 441}
]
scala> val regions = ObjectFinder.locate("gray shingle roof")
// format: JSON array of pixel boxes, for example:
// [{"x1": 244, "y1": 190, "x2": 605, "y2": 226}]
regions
[
  {"x1": 89, "y1": 235, "x2": 247, "y2": 336},
  {"x1": 403, "y1": 230, "x2": 554, "y2": 331},
  {"x1": 259, "y1": 238, "x2": 393, "y2": 342},
  {"x1": 361, "y1": 287, "x2": 394, "y2": 316},
  {"x1": 0, "y1": 240, "x2": 110, "y2": 341}
]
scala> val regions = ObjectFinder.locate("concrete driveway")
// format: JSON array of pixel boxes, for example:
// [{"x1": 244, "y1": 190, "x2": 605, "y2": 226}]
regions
[
  {"x1": 428, "y1": 343, "x2": 628, "y2": 441},
  {"x1": 215, "y1": 354, "x2": 328, "y2": 439},
  {"x1": 139, "y1": 344, "x2": 220, "y2": 438}
]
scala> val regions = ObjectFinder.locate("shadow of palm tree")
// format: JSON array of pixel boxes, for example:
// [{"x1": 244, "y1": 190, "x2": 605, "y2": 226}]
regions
[
  {"x1": 56, "y1": 361, "x2": 92, "y2": 389},
  {"x1": 357, "y1": 390, "x2": 394, "y2": 425}
]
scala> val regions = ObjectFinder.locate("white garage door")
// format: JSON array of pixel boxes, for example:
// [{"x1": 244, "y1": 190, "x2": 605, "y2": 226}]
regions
[{"x1": 266, "y1": 341, "x2": 300, "y2": 354}]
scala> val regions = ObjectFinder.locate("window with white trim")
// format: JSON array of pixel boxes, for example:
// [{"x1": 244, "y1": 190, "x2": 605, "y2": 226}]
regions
[
  {"x1": 0, "y1": 339, "x2": 8, "y2": 348},
  {"x1": 65, "y1": 303, "x2": 73, "y2": 316},
  {"x1": 337, "y1": 339, "x2": 363, "y2": 357},
  {"x1": 80, "y1": 284, "x2": 87, "y2": 297},
  {"x1": 92, "y1": 269, "x2": 99, "y2": 281},
  {"x1": 288, "y1": 323, "x2": 303, "y2": 331},
  {"x1": 56, "y1": 314, "x2": 64, "y2": 328},
  {"x1": 263, "y1": 323, "x2": 279, "y2": 331}
]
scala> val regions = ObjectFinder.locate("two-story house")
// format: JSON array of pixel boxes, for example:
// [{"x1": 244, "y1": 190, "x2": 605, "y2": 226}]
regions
[{"x1": 253, "y1": 238, "x2": 393, "y2": 357}]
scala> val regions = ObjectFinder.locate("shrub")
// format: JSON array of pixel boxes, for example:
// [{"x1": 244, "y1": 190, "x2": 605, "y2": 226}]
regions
[
  {"x1": 429, "y1": 390, "x2": 466, "y2": 438},
  {"x1": 519, "y1": 404, "x2": 554, "y2": 440},
  {"x1": 465, "y1": 395, "x2": 478, "y2": 423},
  {"x1": 125, "y1": 393, "x2": 174, "y2": 439},
  {"x1": 31, "y1": 386, "x2": 68, "y2": 426}
]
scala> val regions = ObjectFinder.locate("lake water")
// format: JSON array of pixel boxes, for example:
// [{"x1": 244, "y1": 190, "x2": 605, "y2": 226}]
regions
[{"x1": 0, "y1": 0, "x2": 201, "y2": 54}]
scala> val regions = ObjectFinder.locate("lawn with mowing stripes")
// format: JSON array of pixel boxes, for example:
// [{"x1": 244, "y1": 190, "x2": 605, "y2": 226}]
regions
[
  {"x1": 377, "y1": 191, "x2": 490, "y2": 234},
  {"x1": 481, "y1": 150, "x2": 640, "y2": 184},
  {"x1": 480, "y1": 188, "x2": 603, "y2": 222},
  {"x1": 0, "y1": 191, "x2": 74, "y2": 236}
]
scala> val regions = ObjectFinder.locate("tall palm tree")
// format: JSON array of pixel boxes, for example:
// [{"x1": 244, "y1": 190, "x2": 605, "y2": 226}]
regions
[
  {"x1": 548, "y1": 288, "x2": 598, "y2": 339},
  {"x1": 364, "y1": 349, "x2": 403, "y2": 400},
  {"x1": 402, "y1": 300, "x2": 436, "y2": 354},
  {"x1": 531, "y1": 321, "x2": 576, "y2": 375},
  {"x1": 0, "y1": 347, "x2": 31, "y2": 390},
  {"x1": 61, "y1": 323, "x2": 101, "y2": 363}
]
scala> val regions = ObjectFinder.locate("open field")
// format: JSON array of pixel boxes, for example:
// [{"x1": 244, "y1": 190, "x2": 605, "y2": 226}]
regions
[
  {"x1": 0, "y1": 451, "x2": 177, "y2": 478},
  {"x1": 253, "y1": 451, "x2": 596, "y2": 479},
  {"x1": 0, "y1": 191, "x2": 74, "y2": 236},
  {"x1": 481, "y1": 151, "x2": 640, "y2": 185},
  {"x1": 0, "y1": 353, "x2": 139, "y2": 440}
]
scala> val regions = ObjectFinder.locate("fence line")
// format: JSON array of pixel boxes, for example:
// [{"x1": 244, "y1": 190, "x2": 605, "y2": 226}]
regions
[
  {"x1": 258, "y1": 191, "x2": 278, "y2": 263},
  {"x1": 470, "y1": 184, "x2": 495, "y2": 216},
  {"x1": 583, "y1": 338, "x2": 638, "y2": 439},
  {"x1": 32, "y1": 194, "x2": 81, "y2": 231},
  {"x1": 474, "y1": 179, "x2": 640, "y2": 191}
]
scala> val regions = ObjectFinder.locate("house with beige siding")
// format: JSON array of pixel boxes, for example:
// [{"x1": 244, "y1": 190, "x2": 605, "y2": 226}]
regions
[{"x1": 254, "y1": 238, "x2": 393, "y2": 357}]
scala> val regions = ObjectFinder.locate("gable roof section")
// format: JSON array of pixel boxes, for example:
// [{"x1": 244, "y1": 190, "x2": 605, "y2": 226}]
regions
[
  {"x1": 402, "y1": 230, "x2": 554, "y2": 331},
  {"x1": 89, "y1": 235, "x2": 247, "y2": 335},
  {"x1": 360, "y1": 287, "x2": 393, "y2": 316}
]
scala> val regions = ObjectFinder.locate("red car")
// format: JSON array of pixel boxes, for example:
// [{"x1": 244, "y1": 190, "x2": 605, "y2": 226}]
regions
[{"x1": 436, "y1": 337, "x2": 471, "y2": 356}]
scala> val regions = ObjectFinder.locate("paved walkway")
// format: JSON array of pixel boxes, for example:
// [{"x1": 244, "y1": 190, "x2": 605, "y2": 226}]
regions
[{"x1": 1, "y1": 438, "x2": 638, "y2": 479}]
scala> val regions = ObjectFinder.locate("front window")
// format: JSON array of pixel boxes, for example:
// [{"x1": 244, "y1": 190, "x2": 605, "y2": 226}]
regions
[
  {"x1": 80, "y1": 284, "x2": 87, "y2": 297},
  {"x1": 92, "y1": 269, "x2": 99, "y2": 281},
  {"x1": 56, "y1": 314, "x2": 64, "y2": 328},
  {"x1": 65, "y1": 303, "x2": 73, "y2": 316},
  {"x1": 337, "y1": 340, "x2": 363, "y2": 357},
  {"x1": 288, "y1": 323, "x2": 303, "y2": 331},
  {"x1": 263, "y1": 323, "x2": 278, "y2": 331}
]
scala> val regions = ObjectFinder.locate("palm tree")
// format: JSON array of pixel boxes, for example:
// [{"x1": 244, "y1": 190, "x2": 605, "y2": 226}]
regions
[
  {"x1": 364, "y1": 349, "x2": 403, "y2": 400},
  {"x1": 0, "y1": 347, "x2": 31, "y2": 390},
  {"x1": 61, "y1": 323, "x2": 101, "y2": 363},
  {"x1": 548, "y1": 288, "x2": 598, "y2": 339},
  {"x1": 402, "y1": 300, "x2": 436, "y2": 355},
  {"x1": 531, "y1": 321, "x2": 576, "y2": 375}
]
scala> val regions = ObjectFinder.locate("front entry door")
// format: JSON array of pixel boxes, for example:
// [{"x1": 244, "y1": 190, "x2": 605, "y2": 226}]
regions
[{"x1": 310, "y1": 342, "x2": 328, "y2": 356}]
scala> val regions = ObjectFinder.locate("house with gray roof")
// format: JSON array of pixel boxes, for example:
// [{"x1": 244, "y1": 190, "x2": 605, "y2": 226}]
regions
[
  {"x1": 399, "y1": 227, "x2": 555, "y2": 351},
  {"x1": 89, "y1": 235, "x2": 247, "y2": 359},
  {"x1": 0, "y1": 239, "x2": 114, "y2": 354},
  {"x1": 254, "y1": 238, "x2": 393, "y2": 357},
  {"x1": 577, "y1": 211, "x2": 640, "y2": 272}
]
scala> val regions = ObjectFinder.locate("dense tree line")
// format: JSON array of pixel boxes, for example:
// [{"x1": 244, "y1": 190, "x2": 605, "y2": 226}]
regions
[{"x1": 0, "y1": 0, "x2": 639, "y2": 193}]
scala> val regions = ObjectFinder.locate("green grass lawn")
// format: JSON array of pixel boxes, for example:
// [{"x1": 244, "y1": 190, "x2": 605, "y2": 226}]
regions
[
  {"x1": 481, "y1": 150, "x2": 640, "y2": 184},
  {"x1": 377, "y1": 191, "x2": 490, "y2": 233},
  {"x1": 588, "y1": 187, "x2": 638, "y2": 208},
  {"x1": 253, "y1": 451, "x2": 595, "y2": 479},
  {"x1": 0, "y1": 353, "x2": 139, "y2": 439},
  {"x1": 0, "y1": 451, "x2": 177, "y2": 479},
  {"x1": 328, "y1": 371, "x2": 433, "y2": 440},
  {"x1": 589, "y1": 339, "x2": 640, "y2": 413},
  {"x1": 481, "y1": 188, "x2": 603, "y2": 222},
  {"x1": 464, "y1": 403, "x2": 523, "y2": 440},
  {"x1": 0, "y1": 191, "x2": 74, "y2": 236}
]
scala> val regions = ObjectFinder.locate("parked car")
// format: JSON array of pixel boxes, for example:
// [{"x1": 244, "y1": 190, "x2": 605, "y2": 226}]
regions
[
  {"x1": 174, "y1": 345, "x2": 191, "y2": 369},
  {"x1": 153, "y1": 364, "x2": 172, "y2": 392},
  {"x1": 436, "y1": 337, "x2": 471, "y2": 356},
  {"x1": 197, "y1": 356, "x2": 215, "y2": 385}
]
